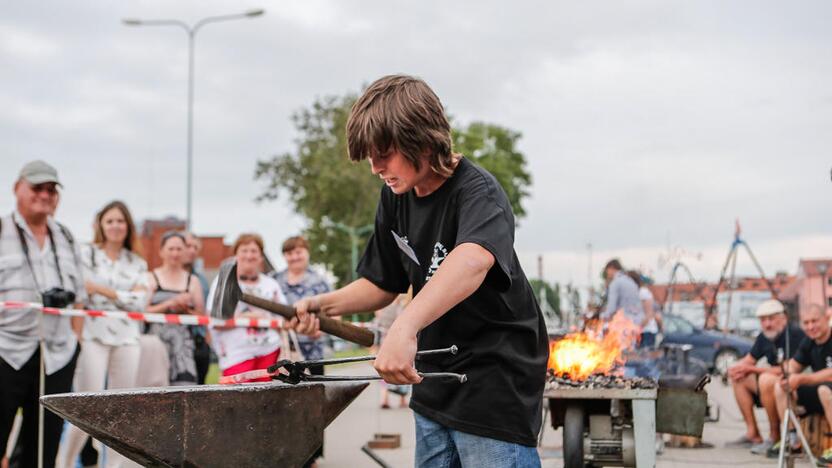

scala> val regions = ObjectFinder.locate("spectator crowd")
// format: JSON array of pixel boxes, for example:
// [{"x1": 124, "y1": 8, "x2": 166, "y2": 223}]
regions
[{"x1": 0, "y1": 160, "x2": 330, "y2": 468}]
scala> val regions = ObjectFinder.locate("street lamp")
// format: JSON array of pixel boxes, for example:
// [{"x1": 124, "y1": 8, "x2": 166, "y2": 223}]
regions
[
  {"x1": 818, "y1": 262, "x2": 829, "y2": 315},
  {"x1": 331, "y1": 221, "x2": 374, "y2": 282},
  {"x1": 123, "y1": 9, "x2": 265, "y2": 230}
]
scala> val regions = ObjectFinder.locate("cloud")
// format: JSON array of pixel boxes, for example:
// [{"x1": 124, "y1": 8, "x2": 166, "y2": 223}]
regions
[{"x1": 1, "y1": 0, "x2": 830, "y2": 286}]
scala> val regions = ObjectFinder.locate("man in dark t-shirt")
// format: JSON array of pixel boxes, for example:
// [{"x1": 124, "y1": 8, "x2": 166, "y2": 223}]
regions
[
  {"x1": 774, "y1": 304, "x2": 832, "y2": 462},
  {"x1": 726, "y1": 299, "x2": 804, "y2": 454},
  {"x1": 292, "y1": 75, "x2": 548, "y2": 467}
]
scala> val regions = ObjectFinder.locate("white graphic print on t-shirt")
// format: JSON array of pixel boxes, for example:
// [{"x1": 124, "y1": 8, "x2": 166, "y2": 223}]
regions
[{"x1": 426, "y1": 242, "x2": 448, "y2": 281}]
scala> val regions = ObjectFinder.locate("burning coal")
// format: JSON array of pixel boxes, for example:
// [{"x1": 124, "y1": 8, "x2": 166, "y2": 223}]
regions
[
  {"x1": 547, "y1": 372, "x2": 657, "y2": 390},
  {"x1": 548, "y1": 311, "x2": 641, "y2": 381}
]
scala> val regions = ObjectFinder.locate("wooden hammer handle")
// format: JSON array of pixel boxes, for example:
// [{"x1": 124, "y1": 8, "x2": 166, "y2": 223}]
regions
[{"x1": 240, "y1": 292, "x2": 375, "y2": 347}]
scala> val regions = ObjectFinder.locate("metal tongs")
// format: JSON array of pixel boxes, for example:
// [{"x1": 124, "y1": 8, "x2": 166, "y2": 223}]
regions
[{"x1": 220, "y1": 345, "x2": 467, "y2": 385}]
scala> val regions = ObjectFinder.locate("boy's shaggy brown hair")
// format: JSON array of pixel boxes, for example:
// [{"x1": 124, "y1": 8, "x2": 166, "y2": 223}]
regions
[{"x1": 347, "y1": 75, "x2": 456, "y2": 177}]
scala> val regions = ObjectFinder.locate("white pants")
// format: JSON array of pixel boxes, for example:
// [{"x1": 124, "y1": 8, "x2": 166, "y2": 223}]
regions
[
  {"x1": 57, "y1": 339, "x2": 141, "y2": 468},
  {"x1": 135, "y1": 334, "x2": 170, "y2": 388}
]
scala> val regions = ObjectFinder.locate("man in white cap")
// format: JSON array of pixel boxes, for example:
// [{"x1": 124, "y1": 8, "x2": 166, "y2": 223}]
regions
[
  {"x1": 726, "y1": 299, "x2": 805, "y2": 455},
  {"x1": 772, "y1": 303, "x2": 832, "y2": 461},
  {"x1": 0, "y1": 160, "x2": 86, "y2": 468}
]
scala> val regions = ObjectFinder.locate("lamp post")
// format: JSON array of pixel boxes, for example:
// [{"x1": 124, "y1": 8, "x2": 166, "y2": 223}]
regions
[
  {"x1": 123, "y1": 9, "x2": 265, "y2": 230},
  {"x1": 818, "y1": 262, "x2": 829, "y2": 315},
  {"x1": 331, "y1": 222, "x2": 374, "y2": 282}
]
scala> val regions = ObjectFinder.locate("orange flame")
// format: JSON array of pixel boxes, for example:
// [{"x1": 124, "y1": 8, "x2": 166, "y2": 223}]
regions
[{"x1": 548, "y1": 310, "x2": 641, "y2": 380}]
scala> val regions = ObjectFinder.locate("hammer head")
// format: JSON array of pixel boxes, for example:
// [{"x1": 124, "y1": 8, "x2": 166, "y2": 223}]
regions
[{"x1": 211, "y1": 260, "x2": 241, "y2": 319}]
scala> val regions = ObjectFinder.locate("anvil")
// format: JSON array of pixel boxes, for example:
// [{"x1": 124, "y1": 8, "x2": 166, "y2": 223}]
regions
[{"x1": 40, "y1": 381, "x2": 367, "y2": 468}]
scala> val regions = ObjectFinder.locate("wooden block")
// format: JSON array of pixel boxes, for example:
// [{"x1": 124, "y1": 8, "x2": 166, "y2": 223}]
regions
[
  {"x1": 367, "y1": 433, "x2": 401, "y2": 449},
  {"x1": 800, "y1": 414, "x2": 832, "y2": 457},
  {"x1": 668, "y1": 435, "x2": 700, "y2": 448}
]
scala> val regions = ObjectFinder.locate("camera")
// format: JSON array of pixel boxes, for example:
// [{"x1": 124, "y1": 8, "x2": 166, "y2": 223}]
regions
[{"x1": 41, "y1": 287, "x2": 77, "y2": 308}]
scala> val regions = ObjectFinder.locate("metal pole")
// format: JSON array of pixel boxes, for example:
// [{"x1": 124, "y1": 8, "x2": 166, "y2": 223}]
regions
[
  {"x1": 349, "y1": 227, "x2": 358, "y2": 282},
  {"x1": 122, "y1": 10, "x2": 265, "y2": 230},
  {"x1": 38, "y1": 343, "x2": 44, "y2": 468},
  {"x1": 186, "y1": 30, "x2": 195, "y2": 230},
  {"x1": 723, "y1": 247, "x2": 738, "y2": 330},
  {"x1": 741, "y1": 241, "x2": 775, "y2": 296},
  {"x1": 820, "y1": 263, "x2": 829, "y2": 315}
]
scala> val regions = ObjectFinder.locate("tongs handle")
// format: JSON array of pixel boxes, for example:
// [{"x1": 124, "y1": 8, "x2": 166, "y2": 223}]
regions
[
  {"x1": 303, "y1": 372, "x2": 467, "y2": 384},
  {"x1": 221, "y1": 346, "x2": 462, "y2": 385},
  {"x1": 288, "y1": 345, "x2": 459, "y2": 370}
]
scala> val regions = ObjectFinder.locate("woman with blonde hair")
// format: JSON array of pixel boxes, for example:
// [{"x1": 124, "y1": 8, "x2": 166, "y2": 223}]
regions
[{"x1": 57, "y1": 200, "x2": 147, "y2": 468}]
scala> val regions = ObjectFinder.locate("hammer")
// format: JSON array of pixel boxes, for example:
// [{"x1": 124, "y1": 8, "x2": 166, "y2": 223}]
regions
[{"x1": 211, "y1": 261, "x2": 375, "y2": 347}]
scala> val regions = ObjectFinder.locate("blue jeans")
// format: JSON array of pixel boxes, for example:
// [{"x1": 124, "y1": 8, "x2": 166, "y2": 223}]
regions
[{"x1": 414, "y1": 412, "x2": 541, "y2": 468}]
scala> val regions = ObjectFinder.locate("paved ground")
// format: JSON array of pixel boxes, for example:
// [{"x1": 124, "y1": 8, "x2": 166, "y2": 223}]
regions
[{"x1": 319, "y1": 363, "x2": 817, "y2": 467}]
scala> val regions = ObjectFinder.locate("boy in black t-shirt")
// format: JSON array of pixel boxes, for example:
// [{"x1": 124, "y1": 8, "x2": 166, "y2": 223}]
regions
[
  {"x1": 725, "y1": 299, "x2": 805, "y2": 454},
  {"x1": 292, "y1": 75, "x2": 549, "y2": 467},
  {"x1": 773, "y1": 304, "x2": 832, "y2": 462}
]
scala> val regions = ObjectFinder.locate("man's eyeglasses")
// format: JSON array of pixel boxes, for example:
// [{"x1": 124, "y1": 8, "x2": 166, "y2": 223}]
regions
[{"x1": 30, "y1": 183, "x2": 59, "y2": 195}]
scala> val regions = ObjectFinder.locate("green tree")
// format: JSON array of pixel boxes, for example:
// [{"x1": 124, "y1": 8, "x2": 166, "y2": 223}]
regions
[
  {"x1": 529, "y1": 279, "x2": 561, "y2": 324},
  {"x1": 452, "y1": 122, "x2": 531, "y2": 219},
  {"x1": 255, "y1": 93, "x2": 378, "y2": 286},
  {"x1": 255, "y1": 93, "x2": 532, "y2": 287}
]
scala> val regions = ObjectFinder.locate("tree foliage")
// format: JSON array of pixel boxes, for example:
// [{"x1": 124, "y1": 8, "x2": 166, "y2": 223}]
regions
[
  {"x1": 255, "y1": 93, "x2": 532, "y2": 287},
  {"x1": 529, "y1": 279, "x2": 561, "y2": 324},
  {"x1": 452, "y1": 122, "x2": 531, "y2": 219},
  {"x1": 255, "y1": 93, "x2": 379, "y2": 286}
]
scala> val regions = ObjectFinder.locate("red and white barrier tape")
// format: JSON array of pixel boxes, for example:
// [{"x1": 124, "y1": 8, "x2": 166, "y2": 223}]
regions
[{"x1": 1, "y1": 301, "x2": 284, "y2": 330}]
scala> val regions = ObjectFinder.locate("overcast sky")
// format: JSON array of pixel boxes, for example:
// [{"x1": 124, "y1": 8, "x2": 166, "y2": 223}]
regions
[{"x1": 2, "y1": 1, "x2": 830, "y2": 288}]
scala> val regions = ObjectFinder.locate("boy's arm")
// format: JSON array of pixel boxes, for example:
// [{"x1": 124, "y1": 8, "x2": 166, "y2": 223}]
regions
[
  {"x1": 374, "y1": 242, "x2": 495, "y2": 384},
  {"x1": 292, "y1": 278, "x2": 398, "y2": 333},
  {"x1": 318, "y1": 278, "x2": 398, "y2": 316}
]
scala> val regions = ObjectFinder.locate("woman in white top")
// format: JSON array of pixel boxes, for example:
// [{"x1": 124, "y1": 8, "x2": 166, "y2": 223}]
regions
[
  {"x1": 57, "y1": 201, "x2": 147, "y2": 468},
  {"x1": 627, "y1": 270, "x2": 661, "y2": 349},
  {"x1": 207, "y1": 233, "x2": 290, "y2": 382}
]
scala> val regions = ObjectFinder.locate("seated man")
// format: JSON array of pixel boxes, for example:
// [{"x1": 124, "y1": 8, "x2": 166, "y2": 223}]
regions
[
  {"x1": 726, "y1": 299, "x2": 804, "y2": 454},
  {"x1": 772, "y1": 303, "x2": 832, "y2": 461}
]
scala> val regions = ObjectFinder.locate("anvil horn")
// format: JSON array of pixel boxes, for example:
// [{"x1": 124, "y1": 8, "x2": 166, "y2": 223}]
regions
[{"x1": 41, "y1": 382, "x2": 367, "y2": 468}]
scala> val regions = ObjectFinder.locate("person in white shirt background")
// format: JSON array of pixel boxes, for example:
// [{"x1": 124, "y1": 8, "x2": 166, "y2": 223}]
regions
[
  {"x1": 57, "y1": 200, "x2": 147, "y2": 468},
  {"x1": 207, "y1": 233, "x2": 302, "y2": 382}
]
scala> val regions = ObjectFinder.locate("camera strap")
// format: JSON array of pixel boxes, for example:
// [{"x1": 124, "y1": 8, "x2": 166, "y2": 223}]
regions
[{"x1": 14, "y1": 221, "x2": 65, "y2": 292}]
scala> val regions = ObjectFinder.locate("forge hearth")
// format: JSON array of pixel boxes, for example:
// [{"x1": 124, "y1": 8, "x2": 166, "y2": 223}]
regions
[
  {"x1": 545, "y1": 373, "x2": 657, "y2": 468},
  {"x1": 548, "y1": 372, "x2": 658, "y2": 391}
]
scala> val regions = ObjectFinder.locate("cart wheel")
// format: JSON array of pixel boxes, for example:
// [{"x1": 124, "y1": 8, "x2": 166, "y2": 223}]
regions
[{"x1": 563, "y1": 403, "x2": 586, "y2": 468}]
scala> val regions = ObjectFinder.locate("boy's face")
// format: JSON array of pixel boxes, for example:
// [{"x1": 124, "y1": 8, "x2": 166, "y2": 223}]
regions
[{"x1": 368, "y1": 149, "x2": 432, "y2": 195}]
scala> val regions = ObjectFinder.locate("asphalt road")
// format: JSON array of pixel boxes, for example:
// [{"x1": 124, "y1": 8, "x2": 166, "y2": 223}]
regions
[{"x1": 319, "y1": 363, "x2": 816, "y2": 467}]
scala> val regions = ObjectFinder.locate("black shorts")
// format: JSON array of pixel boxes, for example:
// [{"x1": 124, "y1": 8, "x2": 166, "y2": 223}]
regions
[
  {"x1": 751, "y1": 374, "x2": 762, "y2": 408},
  {"x1": 797, "y1": 383, "x2": 832, "y2": 414}
]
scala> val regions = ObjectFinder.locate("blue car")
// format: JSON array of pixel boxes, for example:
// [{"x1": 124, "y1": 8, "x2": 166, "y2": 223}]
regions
[{"x1": 660, "y1": 314, "x2": 754, "y2": 375}]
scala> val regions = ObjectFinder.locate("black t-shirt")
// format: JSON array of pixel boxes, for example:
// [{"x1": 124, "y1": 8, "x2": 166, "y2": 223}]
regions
[
  {"x1": 357, "y1": 157, "x2": 549, "y2": 446},
  {"x1": 749, "y1": 324, "x2": 806, "y2": 366},
  {"x1": 794, "y1": 333, "x2": 832, "y2": 372}
]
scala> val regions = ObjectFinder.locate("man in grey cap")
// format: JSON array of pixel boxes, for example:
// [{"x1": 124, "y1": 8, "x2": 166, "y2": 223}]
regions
[{"x1": 0, "y1": 160, "x2": 86, "y2": 468}]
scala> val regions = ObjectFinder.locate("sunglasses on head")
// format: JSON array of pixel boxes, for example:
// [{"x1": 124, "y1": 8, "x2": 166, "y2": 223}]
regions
[{"x1": 160, "y1": 230, "x2": 186, "y2": 246}]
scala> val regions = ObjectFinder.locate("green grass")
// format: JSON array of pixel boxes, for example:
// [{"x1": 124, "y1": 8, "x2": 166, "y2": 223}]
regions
[{"x1": 205, "y1": 363, "x2": 220, "y2": 384}]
